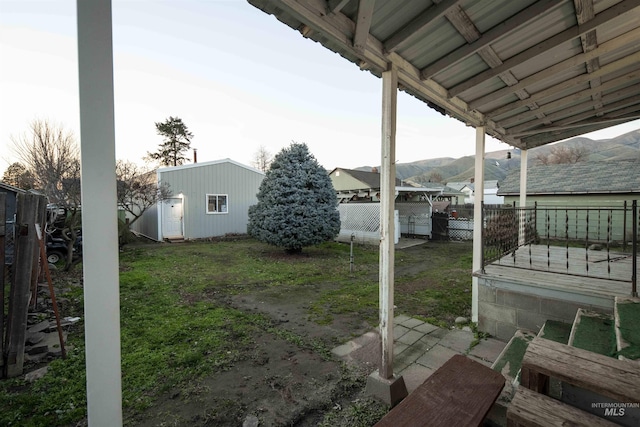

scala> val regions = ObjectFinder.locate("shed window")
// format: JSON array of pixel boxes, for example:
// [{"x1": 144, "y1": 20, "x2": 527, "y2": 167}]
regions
[{"x1": 206, "y1": 194, "x2": 228, "y2": 214}]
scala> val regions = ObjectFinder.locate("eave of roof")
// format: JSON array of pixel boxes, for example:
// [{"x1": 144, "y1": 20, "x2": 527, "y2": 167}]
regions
[{"x1": 248, "y1": 0, "x2": 640, "y2": 149}]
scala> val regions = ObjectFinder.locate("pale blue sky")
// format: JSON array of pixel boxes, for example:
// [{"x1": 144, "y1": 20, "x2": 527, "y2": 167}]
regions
[{"x1": 1, "y1": 0, "x2": 638, "y2": 173}]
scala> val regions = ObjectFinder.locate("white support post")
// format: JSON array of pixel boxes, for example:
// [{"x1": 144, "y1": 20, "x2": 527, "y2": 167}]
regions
[
  {"x1": 365, "y1": 63, "x2": 407, "y2": 406},
  {"x1": 379, "y1": 64, "x2": 398, "y2": 381},
  {"x1": 77, "y1": 1, "x2": 123, "y2": 425},
  {"x1": 518, "y1": 149, "x2": 529, "y2": 245},
  {"x1": 471, "y1": 126, "x2": 485, "y2": 323}
]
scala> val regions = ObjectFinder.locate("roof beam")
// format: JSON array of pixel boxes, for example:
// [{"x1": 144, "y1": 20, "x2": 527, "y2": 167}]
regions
[
  {"x1": 448, "y1": 0, "x2": 640, "y2": 97},
  {"x1": 574, "y1": 0, "x2": 603, "y2": 109},
  {"x1": 469, "y1": 26, "x2": 640, "y2": 110},
  {"x1": 487, "y1": 49, "x2": 640, "y2": 118},
  {"x1": 520, "y1": 119, "x2": 638, "y2": 147},
  {"x1": 445, "y1": 5, "x2": 531, "y2": 104},
  {"x1": 353, "y1": 0, "x2": 375, "y2": 53},
  {"x1": 420, "y1": 0, "x2": 565, "y2": 80},
  {"x1": 383, "y1": 0, "x2": 460, "y2": 53},
  {"x1": 510, "y1": 113, "x2": 640, "y2": 137},
  {"x1": 505, "y1": 87, "x2": 640, "y2": 134},
  {"x1": 327, "y1": 0, "x2": 350, "y2": 14},
  {"x1": 498, "y1": 70, "x2": 640, "y2": 128}
]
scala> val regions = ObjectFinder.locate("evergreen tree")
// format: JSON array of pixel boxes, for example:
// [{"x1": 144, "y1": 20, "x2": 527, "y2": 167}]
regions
[
  {"x1": 146, "y1": 116, "x2": 193, "y2": 166},
  {"x1": 248, "y1": 142, "x2": 340, "y2": 253}
]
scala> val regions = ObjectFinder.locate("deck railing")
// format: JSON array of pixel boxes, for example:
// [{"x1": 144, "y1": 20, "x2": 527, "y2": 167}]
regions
[{"x1": 482, "y1": 201, "x2": 638, "y2": 296}]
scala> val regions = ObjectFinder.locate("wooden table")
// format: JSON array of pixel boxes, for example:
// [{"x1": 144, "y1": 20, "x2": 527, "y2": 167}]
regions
[{"x1": 375, "y1": 354, "x2": 505, "y2": 427}]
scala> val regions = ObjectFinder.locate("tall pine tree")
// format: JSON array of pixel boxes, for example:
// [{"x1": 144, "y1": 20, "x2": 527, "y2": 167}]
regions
[
  {"x1": 146, "y1": 116, "x2": 193, "y2": 166},
  {"x1": 248, "y1": 143, "x2": 340, "y2": 253}
]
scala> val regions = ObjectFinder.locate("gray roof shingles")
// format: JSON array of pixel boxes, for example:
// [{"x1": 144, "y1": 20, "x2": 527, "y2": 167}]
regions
[{"x1": 498, "y1": 160, "x2": 640, "y2": 195}]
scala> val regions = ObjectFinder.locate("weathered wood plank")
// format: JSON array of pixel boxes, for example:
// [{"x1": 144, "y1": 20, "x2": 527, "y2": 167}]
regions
[
  {"x1": 507, "y1": 385, "x2": 618, "y2": 427},
  {"x1": 375, "y1": 355, "x2": 504, "y2": 427},
  {"x1": 5, "y1": 193, "x2": 41, "y2": 377},
  {"x1": 522, "y1": 337, "x2": 640, "y2": 403},
  {"x1": 0, "y1": 192, "x2": 5, "y2": 370}
]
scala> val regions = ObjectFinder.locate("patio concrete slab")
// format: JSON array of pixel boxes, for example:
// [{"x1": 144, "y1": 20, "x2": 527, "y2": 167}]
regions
[
  {"x1": 331, "y1": 317, "x2": 508, "y2": 401},
  {"x1": 469, "y1": 337, "x2": 508, "y2": 364},
  {"x1": 393, "y1": 314, "x2": 411, "y2": 325},
  {"x1": 397, "y1": 363, "x2": 435, "y2": 393},
  {"x1": 399, "y1": 317, "x2": 424, "y2": 329},
  {"x1": 393, "y1": 324, "x2": 410, "y2": 340},
  {"x1": 437, "y1": 328, "x2": 476, "y2": 353},
  {"x1": 414, "y1": 322, "x2": 440, "y2": 334},
  {"x1": 397, "y1": 330, "x2": 424, "y2": 346},
  {"x1": 415, "y1": 344, "x2": 459, "y2": 370}
]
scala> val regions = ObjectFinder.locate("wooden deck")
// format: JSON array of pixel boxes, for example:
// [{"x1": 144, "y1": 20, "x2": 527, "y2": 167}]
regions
[{"x1": 482, "y1": 245, "x2": 637, "y2": 300}]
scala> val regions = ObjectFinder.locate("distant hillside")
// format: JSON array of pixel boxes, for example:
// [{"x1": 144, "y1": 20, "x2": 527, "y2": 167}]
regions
[{"x1": 355, "y1": 128, "x2": 640, "y2": 184}]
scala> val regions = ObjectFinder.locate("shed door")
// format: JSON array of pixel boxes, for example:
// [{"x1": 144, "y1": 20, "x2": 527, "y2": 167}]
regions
[{"x1": 162, "y1": 198, "x2": 183, "y2": 239}]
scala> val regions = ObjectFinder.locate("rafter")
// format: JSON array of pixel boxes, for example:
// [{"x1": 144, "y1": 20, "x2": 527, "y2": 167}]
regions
[
  {"x1": 487, "y1": 50, "x2": 640, "y2": 119},
  {"x1": 383, "y1": 0, "x2": 460, "y2": 53},
  {"x1": 498, "y1": 70, "x2": 640, "y2": 128},
  {"x1": 327, "y1": 0, "x2": 350, "y2": 14},
  {"x1": 469, "y1": 26, "x2": 640, "y2": 111},
  {"x1": 445, "y1": 5, "x2": 531, "y2": 105},
  {"x1": 420, "y1": 0, "x2": 564, "y2": 80},
  {"x1": 353, "y1": 0, "x2": 375, "y2": 53},
  {"x1": 448, "y1": 0, "x2": 640, "y2": 97},
  {"x1": 520, "y1": 118, "x2": 638, "y2": 147},
  {"x1": 504, "y1": 87, "x2": 640, "y2": 134},
  {"x1": 510, "y1": 113, "x2": 640, "y2": 137}
]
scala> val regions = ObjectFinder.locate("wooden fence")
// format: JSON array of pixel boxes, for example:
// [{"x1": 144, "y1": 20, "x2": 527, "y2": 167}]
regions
[{"x1": 2, "y1": 192, "x2": 48, "y2": 378}]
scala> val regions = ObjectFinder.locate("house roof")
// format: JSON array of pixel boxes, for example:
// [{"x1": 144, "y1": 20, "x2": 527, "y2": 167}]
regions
[
  {"x1": 331, "y1": 167, "x2": 402, "y2": 188},
  {"x1": 157, "y1": 158, "x2": 265, "y2": 175},
  {"x1": 498, "y1": 159, "x2": 640, "y2": 195},
  {"x1": 248, "y1": 0, "x2": 640, "y2": 149},
  {"x1": 0, "y1": 181, "x2": 26, "y2": 194}
]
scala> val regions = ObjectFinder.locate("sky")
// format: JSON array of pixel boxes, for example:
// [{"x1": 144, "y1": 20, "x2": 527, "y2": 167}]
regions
[{"x1": 1, "y1": 0, "x2": 639, "y2": 175}]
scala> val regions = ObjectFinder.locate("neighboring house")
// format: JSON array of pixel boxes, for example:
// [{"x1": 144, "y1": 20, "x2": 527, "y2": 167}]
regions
[
  {"x1": 131, "y1": 159, "x2": 264, "y2": 241},
  {"x1": 497, "y1": 159, "x2": 640, "y2": 244},
  {"x1": 330, "y1": 167, "x2": 402, "y2": 202},
  {"x1": 447, "y1": 180, "x2": 503, "y2": 205},
  {"x1": 1, "y1": 182, "x2": 26, "y2": 265},
  {"x1": 498, "y1": 159, "x2": 640, "y2": 207},
  {"x1": 330, "y1": 168, "x2": 464, "y2": 241}
]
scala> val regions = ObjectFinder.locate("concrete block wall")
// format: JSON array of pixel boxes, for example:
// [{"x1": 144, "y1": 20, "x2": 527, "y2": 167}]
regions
[{"x1": 478, "y1": 283, "x2": 612, "y2": 341}]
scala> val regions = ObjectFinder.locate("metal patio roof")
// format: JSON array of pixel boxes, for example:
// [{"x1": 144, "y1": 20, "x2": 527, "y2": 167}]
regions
[{"x1": 247, "y1": 0, "x2": 640, "y2": 149}]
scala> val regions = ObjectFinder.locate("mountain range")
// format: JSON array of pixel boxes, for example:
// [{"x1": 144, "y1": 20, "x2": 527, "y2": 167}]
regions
[{"x1": 355, "y1": 129, "x2": 640, "y2": 185}]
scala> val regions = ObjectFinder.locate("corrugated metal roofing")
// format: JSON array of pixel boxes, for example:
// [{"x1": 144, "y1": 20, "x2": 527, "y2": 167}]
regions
[
  {"x1": 498, "y1": 159, "x2": 640, "y2": 194},
  {"x1": 248, "y1": 0, "x2": 640, "y2": 149}
]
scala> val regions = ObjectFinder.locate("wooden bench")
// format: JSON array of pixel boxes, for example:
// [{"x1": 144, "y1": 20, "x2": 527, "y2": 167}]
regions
[
  {"x1": 507, "y1": 386, "x2": 618, "y2": 426},
  {"x1": 375, "y1": 354, "x2": 505, "y2": 427},
  {"x1": 520, "y1": 337, "x2": 640, "y2": 403}
]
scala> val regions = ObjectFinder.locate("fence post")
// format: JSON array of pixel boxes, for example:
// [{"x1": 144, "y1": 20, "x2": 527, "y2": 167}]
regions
[
  {"x1": 0, "y1": 193, "x2": 5, "y2": 374},
  {"x1": 623, "y1": 200, "x2": 628, "y2": 251},
  {"x1": 5, "y1": 193, "x2": 40, "y2": 377},
  {"x1": 632, "y1": 200, "x2": 637, "y2": 297}
]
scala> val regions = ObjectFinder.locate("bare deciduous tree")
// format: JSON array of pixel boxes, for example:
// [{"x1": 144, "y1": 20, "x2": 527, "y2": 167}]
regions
[
  {"x1": 251, "y1": 145, "x2": 273, "y2": 172},
  {"x1": 116, "y1": 160, "x2": 171, "y2": 228},
  {"x1": 11, "y1": 119, "x2": 82, "y2": 271},
  {"x1": 534, "y1": 145, "x2": 589, "y2": 165}
]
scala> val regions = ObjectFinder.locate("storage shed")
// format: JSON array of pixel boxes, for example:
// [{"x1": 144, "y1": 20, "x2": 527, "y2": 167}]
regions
[{"x1": 132, "y1": 159, "x2": 264, "y2": 241}]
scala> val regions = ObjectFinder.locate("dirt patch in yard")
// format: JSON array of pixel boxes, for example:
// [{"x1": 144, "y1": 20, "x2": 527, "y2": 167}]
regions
[{"x1": 133, "y1": 282, "x2": 378, "y2": 426}]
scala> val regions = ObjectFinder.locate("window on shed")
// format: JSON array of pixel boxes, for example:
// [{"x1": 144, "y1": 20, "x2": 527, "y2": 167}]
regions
[{"x1": 206, "y1": 194, "x2": 228, "y2": 214}]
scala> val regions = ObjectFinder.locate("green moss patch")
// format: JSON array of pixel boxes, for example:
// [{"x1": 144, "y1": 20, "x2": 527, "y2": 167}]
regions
[
  {"x1": 616, "y1": 301, "x2": 640, "y2": 360},
  {"x1": 540, "y1": 320, "x2": 572, "y2": 344},
  {"x1": 572, "y1": 313, "x2": 616, "y2": 356}
]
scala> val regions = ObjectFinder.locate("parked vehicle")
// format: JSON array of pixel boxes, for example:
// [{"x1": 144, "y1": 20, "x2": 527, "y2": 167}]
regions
[{"x1": 46, "y1": 232, "x2": 82, "y2": 264}]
